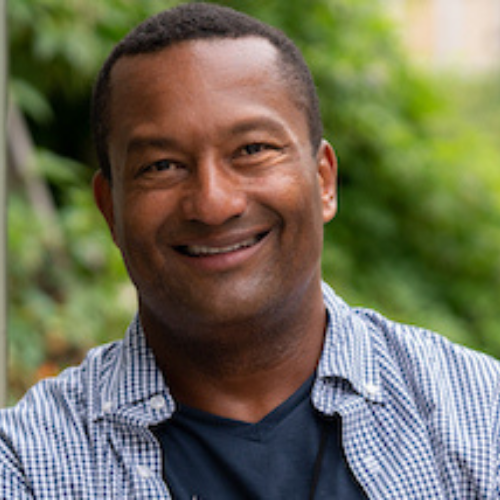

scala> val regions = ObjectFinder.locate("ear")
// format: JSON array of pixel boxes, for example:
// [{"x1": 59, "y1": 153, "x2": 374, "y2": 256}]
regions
[
  {"x1": 316, "y1": 139, "x2": 338, "y2": 223},
  {"x1": 92, "y1": 171, "x2": 117, "y2": 244}
]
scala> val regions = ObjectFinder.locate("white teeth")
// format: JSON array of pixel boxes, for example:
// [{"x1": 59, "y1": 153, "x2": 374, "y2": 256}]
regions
[{"x1": 186, "y1": 236, "x2": 258, "y2": 256}]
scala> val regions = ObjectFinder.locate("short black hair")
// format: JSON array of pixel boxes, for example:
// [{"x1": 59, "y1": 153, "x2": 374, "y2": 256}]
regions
[{"x1": 91, "y1": 2, "x2": 323, "y2": 180}]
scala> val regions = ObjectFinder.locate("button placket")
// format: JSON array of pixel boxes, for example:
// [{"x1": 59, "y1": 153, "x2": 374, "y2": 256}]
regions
[
  {"x1": 150, "y1": 395, "x2": 166, "y2": 411},
  {"x1": 136, "y1": 464, "x2": 154, "y2": 479}
]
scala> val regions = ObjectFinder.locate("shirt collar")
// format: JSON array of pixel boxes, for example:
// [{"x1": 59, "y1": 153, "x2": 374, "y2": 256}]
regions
[
  {"x1": 93, "y1": 316, "x2": 175, "y2": 425},
  {"x1": 93, "y1": 282, "x2": 382, "y2": 424},
  {"x1": 315, "y1": 282, "x2": 383, "y2": 407}
]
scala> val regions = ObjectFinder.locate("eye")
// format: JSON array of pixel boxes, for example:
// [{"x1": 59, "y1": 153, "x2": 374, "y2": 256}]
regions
[
  {"x1": 139, "y1": 159, "x2": 185, "y2": 176},
  {"x1": 236, "y1": 143, "x2": 284, "y2": 159},
  {"x1": 240, "y1": 143, "x2": 269, "y2": 156},
  {"x1": 232, "y1": 141, "x2": 286, "y2": 170}
]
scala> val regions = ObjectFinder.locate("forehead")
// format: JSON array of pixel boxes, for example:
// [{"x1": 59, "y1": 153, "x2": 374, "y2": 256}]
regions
[
  {"x1": 108, "y1": 37, "x2": 305, "y2": 129},
  {"x1": 111, "y1": 36, "x2": 281, "y2": 85},
  {"x1": 105, "y1": 37, "x2": 314, "y2": 176}
]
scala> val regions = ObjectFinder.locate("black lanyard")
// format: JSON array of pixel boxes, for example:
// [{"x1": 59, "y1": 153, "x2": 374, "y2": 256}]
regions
[{"x1": 308, "y1": 419, "x2": 330, "y2": 500}]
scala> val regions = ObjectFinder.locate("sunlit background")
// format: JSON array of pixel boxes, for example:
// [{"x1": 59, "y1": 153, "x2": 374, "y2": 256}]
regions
[{"x1": 7, "y1": 0, "x2": 500, "y2": 403}]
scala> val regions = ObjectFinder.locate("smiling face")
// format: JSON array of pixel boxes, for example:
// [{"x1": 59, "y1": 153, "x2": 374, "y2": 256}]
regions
[{"x1": 94, "y1": 37, "x2": 337, "y2": 335}]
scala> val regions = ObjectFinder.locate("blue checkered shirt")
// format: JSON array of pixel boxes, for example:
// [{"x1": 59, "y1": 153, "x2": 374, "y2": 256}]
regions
[{"x1": 1, "y1": 282, "x2": 500, "y2": 498}]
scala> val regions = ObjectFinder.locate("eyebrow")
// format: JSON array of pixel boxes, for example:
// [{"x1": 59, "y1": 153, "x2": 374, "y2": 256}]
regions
[
  {"x1": 126, "y1": 136, "x2": 179, "y2": 157},
  {"x1": 228, "y1": 117, "x2": 289, "y2": 137},
  {"x1": 125, "y1": 117, "x2": 290, "y2": 156}
]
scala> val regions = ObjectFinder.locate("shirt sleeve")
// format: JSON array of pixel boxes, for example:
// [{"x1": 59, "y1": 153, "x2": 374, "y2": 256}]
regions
[
  {"x1": 0, "y1": 427, "x2": 35, "y2": 499},
  {"x1": 492, "y1": 381, "x2": 500, "y2": 496}
]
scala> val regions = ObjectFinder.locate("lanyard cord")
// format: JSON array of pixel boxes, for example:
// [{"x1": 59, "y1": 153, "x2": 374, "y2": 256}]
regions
[{"x1": 308, "y1": 420, "x2": 330, "y2": 500}]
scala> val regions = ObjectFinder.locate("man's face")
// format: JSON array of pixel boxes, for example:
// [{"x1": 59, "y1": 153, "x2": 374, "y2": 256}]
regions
[{"x1": 94, "y1": 37, "x2": 337, "y2": 332}]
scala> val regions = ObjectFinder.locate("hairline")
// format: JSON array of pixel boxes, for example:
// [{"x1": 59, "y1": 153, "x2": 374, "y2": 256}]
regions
[{"x1": 92, "y1": 12, "x2": 322, "y2": 181}]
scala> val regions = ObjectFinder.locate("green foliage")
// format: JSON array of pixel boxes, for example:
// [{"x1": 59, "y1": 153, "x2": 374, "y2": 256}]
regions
[
  {"x1": 8, "y1": 0, "x2": 181, "y2": 399},
  {"x1": 7, "y1": 151, "x2": 134, "y2": 399},
  {"x1": 322, "y1": 57, "x2": 500, "y2": 354},
  {"x1": 7, "y1": 0, "x2": 500, "y2": 401}
]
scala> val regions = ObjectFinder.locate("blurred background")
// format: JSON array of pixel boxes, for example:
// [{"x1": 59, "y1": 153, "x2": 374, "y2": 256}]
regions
[{"x1": 6, "y1": 0, "x2": 500, "y2": 403}]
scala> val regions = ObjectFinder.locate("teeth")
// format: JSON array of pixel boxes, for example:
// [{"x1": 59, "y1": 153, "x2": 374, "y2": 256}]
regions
[{"x1": 185, "y1": 236, "x2": 258, "y2": 256}]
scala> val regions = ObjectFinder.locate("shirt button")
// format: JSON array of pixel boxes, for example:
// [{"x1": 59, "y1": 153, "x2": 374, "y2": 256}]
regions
[
  {"x1": 364, "y1": 383, "x2": 380, "y2": 397},
  {"x1": 137, "y1": 465, "x2": 153, "y2": 479},
  {"x1": 150, "y1": 395, "x2": 166, "y2": 410},
  {"x1": 102, "y1": 401, "x2": 113, "y2": 413}
]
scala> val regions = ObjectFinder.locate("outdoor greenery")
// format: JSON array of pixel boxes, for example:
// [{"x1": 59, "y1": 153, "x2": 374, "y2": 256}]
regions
[{"x1": 7, "y1": 0, "x2": 500, "y2": 402}]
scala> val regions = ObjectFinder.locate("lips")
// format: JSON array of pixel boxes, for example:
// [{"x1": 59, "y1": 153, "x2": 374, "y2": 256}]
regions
[{"x1": 176, "y1": 231, "x2": 268, "y2": 257}]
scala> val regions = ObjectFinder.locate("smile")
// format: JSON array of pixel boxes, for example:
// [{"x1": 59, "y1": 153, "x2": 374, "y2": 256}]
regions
[{"x1": 177, "y1": 232, "x2": 268, "y2": 257}]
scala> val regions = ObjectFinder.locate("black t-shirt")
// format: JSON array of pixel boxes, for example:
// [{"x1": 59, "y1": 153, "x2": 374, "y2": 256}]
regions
[{"x1": 152, "y1": 377, "x2": 367, "y2": 499}]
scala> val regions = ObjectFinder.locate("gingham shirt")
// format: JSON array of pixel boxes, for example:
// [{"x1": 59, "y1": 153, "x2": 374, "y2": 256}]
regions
[{"x1": 1, "y1": 282, "x2": 500, "y2": 498}]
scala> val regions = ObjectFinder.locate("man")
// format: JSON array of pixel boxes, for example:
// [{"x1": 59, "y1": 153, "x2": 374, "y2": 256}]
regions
[{"x1": 1, "y1": 3, "x2": 500, "y2": 498}]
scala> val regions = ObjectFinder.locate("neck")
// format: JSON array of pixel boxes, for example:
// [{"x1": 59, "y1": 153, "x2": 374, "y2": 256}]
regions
[{"x1": 141, "y1": 282, "x2": 327, "y2": 423}]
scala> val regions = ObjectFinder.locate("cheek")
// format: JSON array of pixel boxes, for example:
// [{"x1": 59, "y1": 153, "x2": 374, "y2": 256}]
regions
[
  {"x1": 114, "y1": 192, "x2": 171, "y2": 250},
  {"x1": 291, "y1": 174, "x2": 326, "y2": 243},
  {"x1": 262, "y1": 170, "x2": 324, "y2": 249},
  {"x1": 279, "y1": 170, "x2": 322, "y2": 219}
]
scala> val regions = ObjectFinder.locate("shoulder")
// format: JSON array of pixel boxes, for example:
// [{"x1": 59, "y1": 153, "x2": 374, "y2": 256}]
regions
[
  {"x1": 321, "y1": 285, "x2": 500, "y2": 497},
  {"x1": 0, "y1": 340, "x2": 123, "y2": 480},
  {"x1": 322, "y1": 282, "x2": 500, "y2": 407},
  {"x1": 353, "y1": 306, "x2": 500, "y2": 417},
  {"x1": 0, "y1": 339, "x2": 125, "y2": 497},
  {"x1": 7, "y1": 339, "x2": 122, "y2": 419},
  {"x1": 358, "y1": 306, "x2": 500, "y2": 380}
]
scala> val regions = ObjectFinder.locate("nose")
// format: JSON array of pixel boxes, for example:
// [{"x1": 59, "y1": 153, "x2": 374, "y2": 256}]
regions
[{"x1": 180, "y1": 158, "x2": 247, "y2": 226}]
